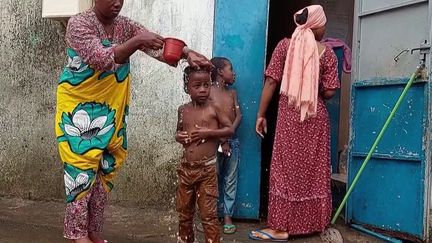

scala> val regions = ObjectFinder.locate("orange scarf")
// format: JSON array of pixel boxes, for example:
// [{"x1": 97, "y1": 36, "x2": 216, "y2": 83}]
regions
[{"x1": 280, "y1": 5, "x2": 327, "y2": 121}]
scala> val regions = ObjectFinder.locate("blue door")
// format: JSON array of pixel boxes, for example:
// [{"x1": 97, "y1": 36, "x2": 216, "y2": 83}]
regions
[
  {"x1": 347, "y1": 0, "x2": 431, "y2": 240},
  {"x1": 213, "y1": 0, "x2": 269, "y2": 219}
]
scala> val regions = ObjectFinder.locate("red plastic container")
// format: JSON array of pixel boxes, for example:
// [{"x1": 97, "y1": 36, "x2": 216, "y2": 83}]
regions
[{"x1": 163, "y1": 38, "x2": 186, "y2": 64}]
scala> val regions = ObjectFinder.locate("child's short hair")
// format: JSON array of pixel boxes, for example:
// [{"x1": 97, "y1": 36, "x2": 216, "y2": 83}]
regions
[
  {"x1": 183, "y1": 66, "x2": 210, "y2": 93},
  {"x1": 210, "y1": 57, "x2": 230, "y2": 82}
]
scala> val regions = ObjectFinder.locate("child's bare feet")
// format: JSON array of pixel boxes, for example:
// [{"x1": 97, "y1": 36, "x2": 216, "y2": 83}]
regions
[{"x1": 73, "y1": 237, "x2": 93, "y2": 243}]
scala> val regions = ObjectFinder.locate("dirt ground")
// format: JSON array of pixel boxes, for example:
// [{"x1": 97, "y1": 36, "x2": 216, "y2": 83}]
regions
[{"x1": 0, "y1": 197, "x2": 382, "y2": 243}]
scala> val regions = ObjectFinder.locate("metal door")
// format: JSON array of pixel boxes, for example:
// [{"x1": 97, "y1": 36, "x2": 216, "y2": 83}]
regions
[{"x1": 348, "y1": 0, "x2": 431, "y2": 240}]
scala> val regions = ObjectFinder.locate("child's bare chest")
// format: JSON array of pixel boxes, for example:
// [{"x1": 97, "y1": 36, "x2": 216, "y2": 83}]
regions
[{"x1": 182, "y1": 106, "x2": 218, "y2": 131}]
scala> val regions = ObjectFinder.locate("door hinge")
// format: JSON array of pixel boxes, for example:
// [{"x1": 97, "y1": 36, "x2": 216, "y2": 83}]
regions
[{"x1": 410, "y1": 40, "x2": 430, "y2": 64}]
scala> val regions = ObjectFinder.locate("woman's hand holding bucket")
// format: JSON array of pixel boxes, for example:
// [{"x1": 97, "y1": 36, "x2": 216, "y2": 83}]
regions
[
  {"x1": 163, "y1": 38, "x2": 212, "y2": 69},
  {"x1": 136, "y1": 31, "x2": 165, "y2": 50}
]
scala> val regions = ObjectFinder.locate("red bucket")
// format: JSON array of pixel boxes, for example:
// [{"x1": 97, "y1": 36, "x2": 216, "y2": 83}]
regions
[{"x1": 163, "y1": 38, "x2": 186, "y2": 64}]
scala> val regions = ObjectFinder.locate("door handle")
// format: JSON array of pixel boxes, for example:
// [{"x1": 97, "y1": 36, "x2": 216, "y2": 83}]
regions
[{"x1": 394, "y1": 49, "x2": 410, "y2": 62}]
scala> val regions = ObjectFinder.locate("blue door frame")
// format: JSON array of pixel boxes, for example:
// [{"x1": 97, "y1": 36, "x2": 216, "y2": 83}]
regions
[{"x1": 213, "y1": 0, "x2": 269, "y2": 219}]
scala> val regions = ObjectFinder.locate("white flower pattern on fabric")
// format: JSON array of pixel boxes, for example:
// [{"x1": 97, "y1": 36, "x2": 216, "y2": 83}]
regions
[
  {"x1": 63, "y1": 163, "x2": 96, "y2": 203},
  {"x1": 58, "y1": 102, "x2": 117, "y2": 155},
  {"x1": 66, "y1": 56, "x2": 89, "y2": 73},
  {"x1": 100, "y1": 151, "x2": 116, "y2": 175},
  {"x1": 64, "y1": 109, "x2": 113, "y2": 139},
  {"x1": 64, "y1": 172, "x2": 90, "y2": 196}
]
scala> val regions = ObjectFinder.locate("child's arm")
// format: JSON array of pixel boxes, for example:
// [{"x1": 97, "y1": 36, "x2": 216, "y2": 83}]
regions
[
  {"x1": 175, "y1": 106, "x2": 189, "y2": 145},
  {"x1": 215, "y1": 107, "x2": 235, "y2": 138},
  {"x1": 219, "y1": 90, "x2": 242, "y2": 142},
  {"x1": 231, "y1": 90, "x2": 242, "y2": 131},
  {"x1": 218, "y1": 91, "x2": 241, "y2": 155}
]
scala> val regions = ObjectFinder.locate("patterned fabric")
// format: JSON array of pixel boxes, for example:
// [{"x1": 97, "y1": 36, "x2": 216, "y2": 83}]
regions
[
  {"x1": 57, "y1": 73, "x2": 128, "y2": 203},
  {"x1": 65, "y1": 10, "x2": 163, "y2": 72},
  {"x1": 64, "y1": 179, "x2": 108, "y2": 239},
  {"x1": 265, "y1": 38, "x2": 340, "y2": 235},
  {"x1": 58, "y1": 9, "x2": 165, "y2": 240}
]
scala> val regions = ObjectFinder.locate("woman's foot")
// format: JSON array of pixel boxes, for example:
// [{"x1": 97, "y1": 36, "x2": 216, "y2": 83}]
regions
[
  {"x1": 249, "y1": 228, "x2": 289, "y2": 241},
  {"x1": 89, "y1": 232, "x2": 106, "y2": 243}
]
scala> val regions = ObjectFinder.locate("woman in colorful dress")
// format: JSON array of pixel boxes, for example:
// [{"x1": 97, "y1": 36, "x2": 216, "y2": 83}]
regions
[
  {"x1": 250, "y1": 5, "x2": 340, "y2": 241},
  {"x1": 55, "y1": 0, "x2": 211, "y2": 242}
]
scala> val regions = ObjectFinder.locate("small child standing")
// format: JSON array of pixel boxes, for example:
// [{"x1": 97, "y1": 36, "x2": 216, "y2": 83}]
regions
[
  {"x1": 175, "y1": 66, "x2": 234, "y2": 243},
  {"x1": 210, "y1": 57, "x2": 242, "y2": 234}
]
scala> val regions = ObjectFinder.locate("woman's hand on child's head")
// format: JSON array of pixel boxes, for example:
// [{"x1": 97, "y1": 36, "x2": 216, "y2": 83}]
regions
[{"x1": 185, "y1": 49, "x2": 213, "y2": 70}]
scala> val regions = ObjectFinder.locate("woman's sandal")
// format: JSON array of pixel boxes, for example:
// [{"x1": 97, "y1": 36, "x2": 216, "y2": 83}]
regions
[{"x1": 248, "y1": 229, "x2": 288, "y2": 242}]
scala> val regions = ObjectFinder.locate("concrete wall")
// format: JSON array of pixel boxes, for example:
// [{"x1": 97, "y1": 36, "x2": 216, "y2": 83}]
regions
[
  {"x1": 0, "y1": 0, "x2": 66, "y2": 200},
  {"x1": 0, "y1": 0, "x2": 214, "y2": 208}
]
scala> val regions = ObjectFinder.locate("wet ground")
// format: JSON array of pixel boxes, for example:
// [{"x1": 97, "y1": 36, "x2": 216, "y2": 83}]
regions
[{"x1": 0, "y1": 197, "x2": 382, "y2": 242}]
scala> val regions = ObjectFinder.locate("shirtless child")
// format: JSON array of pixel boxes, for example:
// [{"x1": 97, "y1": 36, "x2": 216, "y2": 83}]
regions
[
  {"x1": 175, "y1": 66, "x2": 234, "y2": 243},
  {"x1": 210, "y1": 57, "x2": 242, "y2": 234}
]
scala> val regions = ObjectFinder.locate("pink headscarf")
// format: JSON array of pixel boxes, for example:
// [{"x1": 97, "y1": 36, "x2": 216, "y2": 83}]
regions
[{"x1": 280, "y1": 5, "x2": 327, "y2": 122}]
